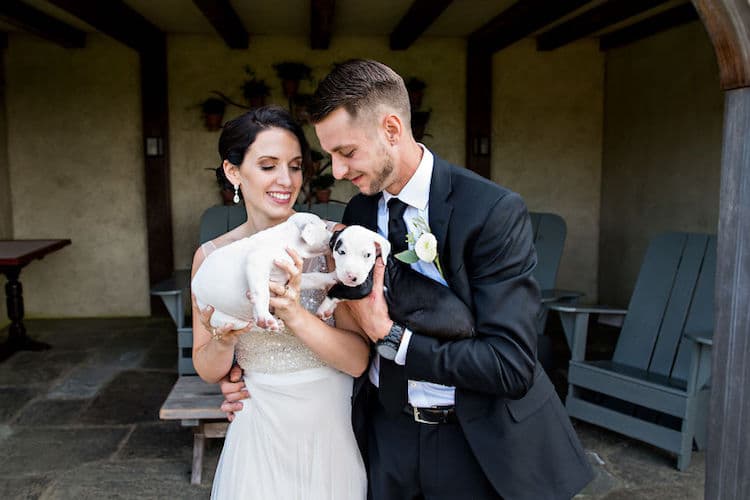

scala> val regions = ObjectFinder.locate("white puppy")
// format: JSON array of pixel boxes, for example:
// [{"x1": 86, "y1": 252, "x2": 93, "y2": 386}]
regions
[
  {"x1": 192, "y1": 212, "x2": 332, "y2": 332},
  {"x1": 301, "y1": 225, "x2": 391, "y2": 318}
]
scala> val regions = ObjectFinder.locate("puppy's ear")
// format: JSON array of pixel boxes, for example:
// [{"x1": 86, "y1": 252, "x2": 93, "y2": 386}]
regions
[
  {"x1": 329, "y1": 228, "x2": 344, "y2": 252},
  {"x1": 373, "y1": 233, "x2": 391, "y2": 262},
  {"x1": 301, "y1": 222, "x2": 330, "y2": 248}
]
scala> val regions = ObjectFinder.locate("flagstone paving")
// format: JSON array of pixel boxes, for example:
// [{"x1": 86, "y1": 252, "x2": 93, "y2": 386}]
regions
[{"x1": 0, "y1": 318, "x2": 704, "y2": 499}]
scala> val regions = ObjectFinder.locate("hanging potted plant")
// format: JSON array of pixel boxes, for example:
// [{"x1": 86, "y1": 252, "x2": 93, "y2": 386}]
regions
[
  {"x1": 411, "y1": 110, "x2": 431, "y2": 141},
  {"x1": 273, "y1": 62, "x2": 313, "y2": 99},
  {"x1": 311, "y1": 171, "x2": 335, "y2": 203},
  {"x1": 201, "y1": 97, "x2": 226, "y2": 131},
  {"x1": 241, "y1": 66, "x2": 271, "y2": 108},
  {"x1": 405, "y1": 77, "x2": 427, "y2": 110},
  {"x1": 303, "y1": 150, "x2": 335, "y2": 204}
]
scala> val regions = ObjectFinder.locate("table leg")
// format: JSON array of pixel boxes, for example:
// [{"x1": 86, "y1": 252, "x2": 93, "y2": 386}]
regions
[{"x1": 1, "y1": 267, "x2": 50, "y2": 358}]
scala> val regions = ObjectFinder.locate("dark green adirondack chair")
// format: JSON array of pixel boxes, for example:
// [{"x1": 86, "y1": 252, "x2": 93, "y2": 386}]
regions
[
  {"x1": 529, "y1": 212, "x2": 582, "y2": 361},
  {"x1": 548, "y1": 232, "x2": 715, "y2": 470}
]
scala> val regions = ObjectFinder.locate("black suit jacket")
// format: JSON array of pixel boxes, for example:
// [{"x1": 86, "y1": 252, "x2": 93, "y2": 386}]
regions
[{"x1": 345, "y1": 155, "x2": 593, "y2": 500}]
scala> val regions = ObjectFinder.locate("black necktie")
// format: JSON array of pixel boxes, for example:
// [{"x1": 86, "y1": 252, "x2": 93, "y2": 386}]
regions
[
  {"x1": 379, "y1": 197, "x2": 409, "y2": 414},
  {"x1": 387, "y1": 198, "x2": 409, "y2": 254}
]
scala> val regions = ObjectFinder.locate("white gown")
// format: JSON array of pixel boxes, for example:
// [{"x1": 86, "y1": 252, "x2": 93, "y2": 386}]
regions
[{"x1": 209, "y1": 250, "x2": 367, "y2": 500}]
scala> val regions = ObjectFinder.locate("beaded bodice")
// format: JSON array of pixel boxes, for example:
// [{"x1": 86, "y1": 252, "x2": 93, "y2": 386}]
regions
[{"x1": 233, "y1": 255, "x2": 331, "y2": 373}]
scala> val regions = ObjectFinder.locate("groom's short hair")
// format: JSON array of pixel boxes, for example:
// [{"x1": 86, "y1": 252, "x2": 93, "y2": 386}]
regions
[{"x1": 309, "y1": 59, "x2": 410, "y2": 126}]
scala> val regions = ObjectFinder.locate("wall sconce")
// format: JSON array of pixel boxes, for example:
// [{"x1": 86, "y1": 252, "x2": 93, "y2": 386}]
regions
[
  {"x1": 145, "y1": 137, "x2": 164, "y2": 157},
  {"x1": 472, "y1": 136, "x2": 490, "y2": 157}
]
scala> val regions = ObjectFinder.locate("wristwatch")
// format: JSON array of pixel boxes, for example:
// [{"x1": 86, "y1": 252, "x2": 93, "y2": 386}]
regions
[{"x1": 376, "y1": 322, "x2": 405, "y2": 360}]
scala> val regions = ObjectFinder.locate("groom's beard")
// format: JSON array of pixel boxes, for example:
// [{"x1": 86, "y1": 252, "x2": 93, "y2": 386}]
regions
[{"x1": 362, "y1": 147, "x2": 394, "y2": 195}]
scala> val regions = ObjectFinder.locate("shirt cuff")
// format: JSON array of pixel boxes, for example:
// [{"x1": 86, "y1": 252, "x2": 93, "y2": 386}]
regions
[{"x1": 394, "y1": 328, "x2": 413, "y2": 365}]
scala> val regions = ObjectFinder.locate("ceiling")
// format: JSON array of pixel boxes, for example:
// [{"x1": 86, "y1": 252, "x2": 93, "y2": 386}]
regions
[{"x1": 1, "y1": 0, "x2": 695, "y2": 52}]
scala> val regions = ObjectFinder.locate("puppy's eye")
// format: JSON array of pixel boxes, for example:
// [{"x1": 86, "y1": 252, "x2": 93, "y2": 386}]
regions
[
  {"x1": 364, "y1": 252, "x2": 371, "y2": 258},
  {"x1": 337, "y1": 249, "x2": 346, "y2": 255}
]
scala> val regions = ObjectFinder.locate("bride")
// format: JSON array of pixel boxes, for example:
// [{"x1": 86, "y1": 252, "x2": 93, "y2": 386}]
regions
[{"x1": 190, "y1": 106, "x2": 368, "y2": 499}]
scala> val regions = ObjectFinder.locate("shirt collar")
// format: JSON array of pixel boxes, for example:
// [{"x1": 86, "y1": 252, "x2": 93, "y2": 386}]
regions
[{"x1": 382, "y1": 144, "x2": 433, "y2": 211}]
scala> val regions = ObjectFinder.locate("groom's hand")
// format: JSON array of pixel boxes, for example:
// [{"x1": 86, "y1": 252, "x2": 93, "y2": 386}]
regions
[
  {"x1": 219, "y1": 364, "x2": 249, "y2": 422},
  {"x1": 345, "y1": 256, "x2": 393, "y2": 343}
]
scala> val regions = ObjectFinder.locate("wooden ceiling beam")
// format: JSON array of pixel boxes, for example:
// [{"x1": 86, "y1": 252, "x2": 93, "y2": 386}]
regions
[
  {"x1": 192, "y1": 0, "x2": 248, "y2": 49},
  {"x1": 0, "y1": 0, "x2": 85, "y2": 48},
  {"x1": 311, "y1": 0, "x2": 335, "y2": 50},
  {"x1": 47, "y1": 0, "x2": 162, "y2": 52},
  {"x1": 536, "y1": 0, "x2": 669, "y2": 51},
  {"x1": 600, "y1": 3, "x2": 699, "y2": 51},
  {"x1": 390, "y1": 0, "x2": 452, "y2": 51},
  {"x1": 468, "y1": 0, "x2": 594, "y2": 54}
]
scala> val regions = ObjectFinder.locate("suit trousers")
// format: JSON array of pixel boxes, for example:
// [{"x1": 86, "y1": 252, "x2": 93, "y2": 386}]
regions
[{"x1": 366, "y1": 384, "x2": 501, "y2": 500}]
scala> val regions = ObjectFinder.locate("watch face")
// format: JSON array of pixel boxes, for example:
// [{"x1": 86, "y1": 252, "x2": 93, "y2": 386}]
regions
[{"x1": 376, "y1": 342, "x2": 399, "y2": 360}]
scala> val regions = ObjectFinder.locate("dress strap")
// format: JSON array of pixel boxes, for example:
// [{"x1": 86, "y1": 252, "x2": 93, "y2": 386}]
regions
[{"x1": 200, "y1": 240, "x2": 218, "y2": 259}]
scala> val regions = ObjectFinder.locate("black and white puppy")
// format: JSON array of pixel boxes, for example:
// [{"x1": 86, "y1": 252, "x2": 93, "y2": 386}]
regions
[{"x1": 303, "y1": 226, "x2": 475, "y2": 340}]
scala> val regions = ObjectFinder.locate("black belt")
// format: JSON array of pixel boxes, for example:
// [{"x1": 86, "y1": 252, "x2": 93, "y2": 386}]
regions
[{"x1": 404, "y1": 404, "x2": 458, "y2": 424}]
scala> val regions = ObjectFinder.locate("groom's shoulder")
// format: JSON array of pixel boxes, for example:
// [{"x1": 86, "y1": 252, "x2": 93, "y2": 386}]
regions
[{"x1": 436, "y1": 155, "x2": 515, "y2": 201}]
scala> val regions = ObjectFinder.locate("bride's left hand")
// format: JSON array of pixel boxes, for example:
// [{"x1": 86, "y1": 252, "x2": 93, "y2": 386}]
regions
[{"x1": 268, "y1": 248, "x2": 304, "y2": 323}]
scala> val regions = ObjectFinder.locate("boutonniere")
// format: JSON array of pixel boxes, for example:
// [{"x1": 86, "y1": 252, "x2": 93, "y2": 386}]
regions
[{"x1": 394, "y1": 216, "x2": 445, "y2": 277}]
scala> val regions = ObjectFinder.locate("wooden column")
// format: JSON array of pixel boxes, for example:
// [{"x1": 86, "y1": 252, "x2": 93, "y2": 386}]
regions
[
  {"x1": 0, "y1": 40, "x2": 12, "y2": 240},
  {"x1": 691, "y1": 1, "x2": 750, "y2": 498},
  {"x1": 465, "y1": 46, "x2": 492, "y2": 178},
  {"x1": 140, "y1": 40, "x2": 174, "y2": 286}
]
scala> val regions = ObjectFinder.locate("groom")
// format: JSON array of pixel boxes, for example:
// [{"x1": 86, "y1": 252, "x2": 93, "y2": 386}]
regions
[{"x1": 223, "y1": 59, "x2": 593, "y2": 499}]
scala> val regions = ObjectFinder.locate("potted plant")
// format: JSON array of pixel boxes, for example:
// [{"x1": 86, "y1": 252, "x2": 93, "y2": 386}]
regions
[
  {"x1": 241, "y1": 65, "x2": 270, "y2": 108},
  {"x1": 201, "y1": 97, "x2": 226, "y2": 131},
  {"x1": 405, "y1": 77, "x2": 427, "y2": 110},
  {"x1": 273, "y1": 62, "x2": 313, "y2": 99},
  {"x1": 304, "y1": 150, "x2": 335, "y2": 204},
  {"x1": 205, "y1": 167, "x2": 237, "y2": 205},
  {"x1": 311, "y1": 172, "x2": 335, "y2": 203},
  {"x1": 411, "y1": 110, "x2": 431, "y2": 141}
]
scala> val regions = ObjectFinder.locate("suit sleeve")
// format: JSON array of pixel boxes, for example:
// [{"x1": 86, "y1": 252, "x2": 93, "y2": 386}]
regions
[{"x1": 404, "y1": 192, "x2": 540, "y2": 398}]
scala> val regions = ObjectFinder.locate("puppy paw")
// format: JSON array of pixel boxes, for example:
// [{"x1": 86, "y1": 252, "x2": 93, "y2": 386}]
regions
[
  {"x1": 316, "y1": 300, "x2": 337, "y2": 320},
  {"x1": 256, "y1": 313, "x2": 278, "y2": 331}
]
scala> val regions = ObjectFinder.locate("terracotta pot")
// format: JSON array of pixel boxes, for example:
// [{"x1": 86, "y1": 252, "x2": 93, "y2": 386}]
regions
[
  {"x1": 408, "y1": 89, "x2": 424, "y2": 110},
  {"x1": 315, "y1": 189, "x2": 332, "y2": 204},
  {"x1": 221, "y1": 188, "x2": 235, "y2": 206},
  {"x1": 411, "y1": 110, "x2": 431, "y2": 141},
  {"x1": 204, "y1": 112, "x2": 223, "y2": 131},
  {"x1": 248, "y1": 95, "x2": 266, "y2": 109},
  {"x1": 282, "y1": 79, "x2": 300, "y2": 99}
]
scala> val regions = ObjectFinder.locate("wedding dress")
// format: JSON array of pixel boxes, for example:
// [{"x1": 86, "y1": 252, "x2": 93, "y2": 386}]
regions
[{"x1": 206, "y1": 246, "x2": 366, "y2": 499}]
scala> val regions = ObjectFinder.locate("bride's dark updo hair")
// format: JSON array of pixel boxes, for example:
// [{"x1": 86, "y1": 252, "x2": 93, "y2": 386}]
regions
[{"x1": 216, "y1": 106, "x2": 311, "y2": 198}]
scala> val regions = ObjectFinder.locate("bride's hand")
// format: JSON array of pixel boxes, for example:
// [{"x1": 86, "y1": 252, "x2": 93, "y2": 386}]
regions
[
  {"x1": 192, "y1": 294, "x2": 253, "y2": 346},
  {"x1": 268, "y1": 248, "x2": 304, "y2": 324}
]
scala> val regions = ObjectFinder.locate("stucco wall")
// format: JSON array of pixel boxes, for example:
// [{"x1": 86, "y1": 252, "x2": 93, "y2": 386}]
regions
[
  {"x1": 168, "y1": 35, "x2": 466, "y2": 269},
  {"x1": 599, "y1": 22, "x2": 723, "y2": 306},
  {"x1": 3, "y1": 35, "x2": 149, "y2": 320},
  {"x1": 493, "y1": 39, "x2": 604, "y2": 300}
]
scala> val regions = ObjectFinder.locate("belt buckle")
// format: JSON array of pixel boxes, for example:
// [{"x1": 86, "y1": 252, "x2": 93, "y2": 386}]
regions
[{"x1": 413, "y1": 407, "x2": 439, "y2": 425}]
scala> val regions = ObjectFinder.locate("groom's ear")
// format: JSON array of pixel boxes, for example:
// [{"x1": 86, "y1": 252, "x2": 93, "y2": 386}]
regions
[{"x1": 382, "y1": 113, "x2": 403, "y2": 145}]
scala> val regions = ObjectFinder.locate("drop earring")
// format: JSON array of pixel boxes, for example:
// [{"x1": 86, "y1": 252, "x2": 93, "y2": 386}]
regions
[{"x1": 233, "y1": 184, "x2": 240, "y2": 204}]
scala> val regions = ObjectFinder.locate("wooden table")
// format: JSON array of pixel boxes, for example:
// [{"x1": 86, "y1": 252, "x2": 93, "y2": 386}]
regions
[{"x1": 0, "y1": 239, "x2": 71, "y2": 357}]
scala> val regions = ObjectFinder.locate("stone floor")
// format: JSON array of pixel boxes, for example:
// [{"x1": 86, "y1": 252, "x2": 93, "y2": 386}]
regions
[{"x1": 0, "y1": 318, "x2": 705, "y2": 499}]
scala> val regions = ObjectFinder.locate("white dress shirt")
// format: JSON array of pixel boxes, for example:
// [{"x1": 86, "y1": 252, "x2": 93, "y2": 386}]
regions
[{"x1": 367, "y1": 145, "x2": 456, "y2": 407}]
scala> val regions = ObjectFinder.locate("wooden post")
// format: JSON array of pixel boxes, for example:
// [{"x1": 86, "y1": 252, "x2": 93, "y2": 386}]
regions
[
  {"x1": 140, "y1": 40, "x2": 174, "y2": 288},
  {"x1": 691, "y1": 1, "x2": 750, "y2": 498},
  {"x1": 465, "y1": 46, "x2": 492, "y2": 178}
]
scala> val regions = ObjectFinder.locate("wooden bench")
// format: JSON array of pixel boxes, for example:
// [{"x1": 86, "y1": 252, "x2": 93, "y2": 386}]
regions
[{"x1": 160, "y1": 376, "x2": 228, "y2": 484}]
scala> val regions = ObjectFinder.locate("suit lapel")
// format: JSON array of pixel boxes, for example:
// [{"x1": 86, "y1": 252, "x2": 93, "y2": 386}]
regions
[{"x1": 428, "y1": 155, "x2": 454, "y2": 279}]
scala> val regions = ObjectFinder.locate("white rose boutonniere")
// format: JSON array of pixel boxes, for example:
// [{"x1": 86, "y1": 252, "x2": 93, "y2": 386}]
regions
[{"x1": 394, "y1": 216, "x2": 444, "y2": 277}]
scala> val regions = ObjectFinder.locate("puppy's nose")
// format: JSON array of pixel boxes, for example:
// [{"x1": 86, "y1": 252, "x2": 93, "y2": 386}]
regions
[{"x1": 348, "y1": 273, "x2": 358, "y2": 283}]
